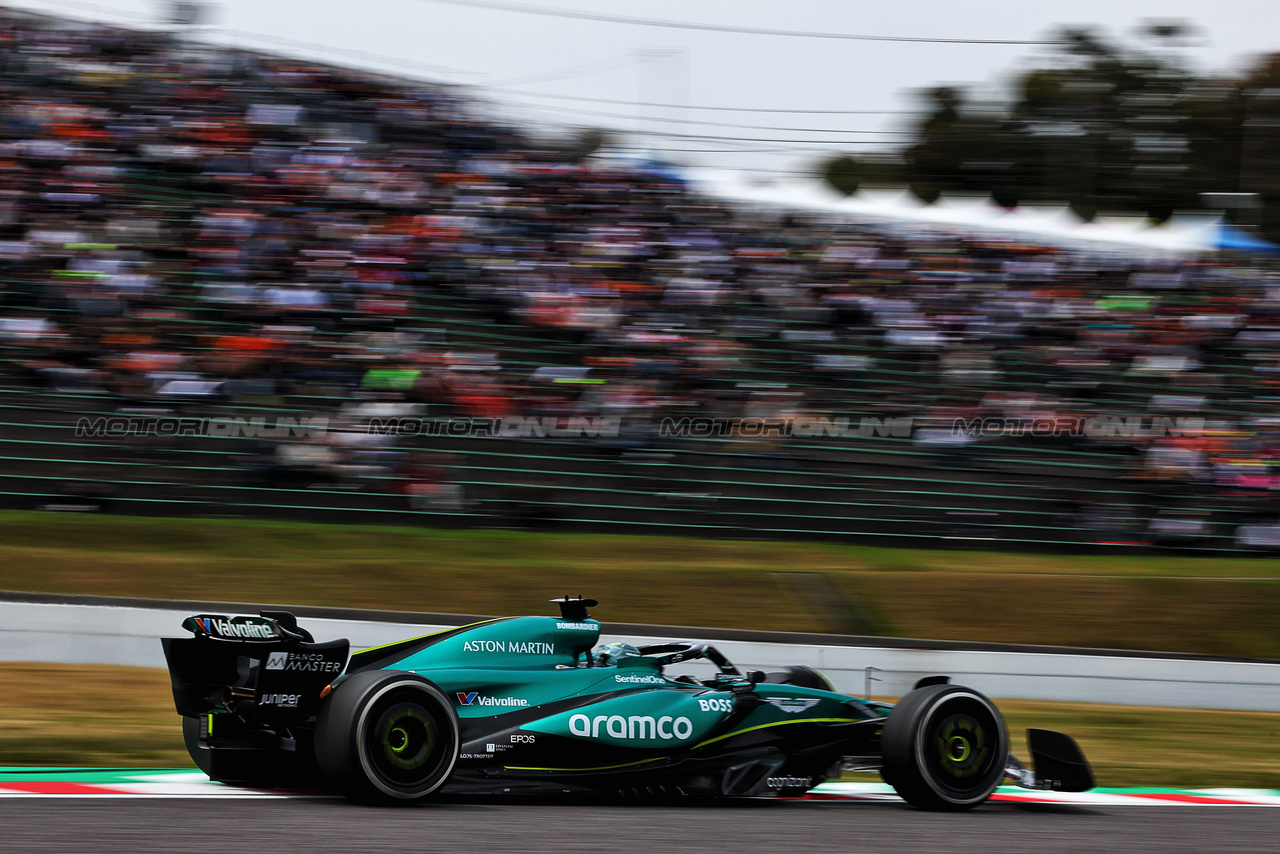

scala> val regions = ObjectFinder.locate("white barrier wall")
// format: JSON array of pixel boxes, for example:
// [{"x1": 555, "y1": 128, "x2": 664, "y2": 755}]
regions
[
  {"x1": 0, "y1": 601, "x2": 425, "y2": 670},
  {"x1": 4, "y1": 600, "x2": 1279, "y2": 712}
]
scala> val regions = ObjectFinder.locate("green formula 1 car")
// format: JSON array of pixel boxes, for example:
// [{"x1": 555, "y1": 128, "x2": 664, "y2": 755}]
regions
[{"x1": 161, "y1": 597, "x2": 1093, "y2": 809}]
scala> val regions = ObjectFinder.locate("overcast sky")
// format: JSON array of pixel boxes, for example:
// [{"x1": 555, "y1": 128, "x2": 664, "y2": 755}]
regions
[{"x1": 5, "y1": 0, "x2": 1279, "y2": 178}]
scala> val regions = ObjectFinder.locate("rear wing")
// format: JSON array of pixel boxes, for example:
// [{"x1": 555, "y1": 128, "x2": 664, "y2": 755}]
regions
[
  {"x1": 161, "y1": 611, "x2": 349, "y2": 722},
  {"x1": 181, "y1": 610, "x2": 312, "y2": 642}
]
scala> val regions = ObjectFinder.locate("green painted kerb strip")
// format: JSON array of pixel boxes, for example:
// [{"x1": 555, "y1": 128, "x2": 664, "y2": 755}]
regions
[{"x1": 0, "y1": 768, "x2": 200, "y2": 784}]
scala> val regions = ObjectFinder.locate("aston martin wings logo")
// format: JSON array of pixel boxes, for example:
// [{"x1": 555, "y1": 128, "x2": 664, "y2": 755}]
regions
[{"x1": 764, "y1": 697, "x2": 821, "y2": 713}]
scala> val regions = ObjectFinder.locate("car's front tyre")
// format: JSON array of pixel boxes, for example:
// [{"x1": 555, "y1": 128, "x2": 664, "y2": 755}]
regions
[
  {"x1": 314, "y1": 670, "x2": 460, "y2": 805},
  {"x1": 880, "y1": 684, "x2": 1009, "y2": 811}
]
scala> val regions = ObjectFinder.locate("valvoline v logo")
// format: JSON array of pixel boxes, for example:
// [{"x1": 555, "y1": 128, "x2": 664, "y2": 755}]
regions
[{"x1": 456, "y1": 691, "x2": 479, "y2": 706}]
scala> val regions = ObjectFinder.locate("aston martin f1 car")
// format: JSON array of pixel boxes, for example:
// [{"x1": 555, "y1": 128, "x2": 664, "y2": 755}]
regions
[{"x1": 161, "y1": 597, "x2": 1093, "y2": 810}]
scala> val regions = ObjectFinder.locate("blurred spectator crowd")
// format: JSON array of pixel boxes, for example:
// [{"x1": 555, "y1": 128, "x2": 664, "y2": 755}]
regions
[{"x1": 4, "y1": 10, "x2": 1280, "y2": 549}]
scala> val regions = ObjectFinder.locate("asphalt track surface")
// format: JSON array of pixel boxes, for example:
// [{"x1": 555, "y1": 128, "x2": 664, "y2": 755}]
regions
[{"x1": 4, "y1": 797, "x2": 1276, "y2": 854}]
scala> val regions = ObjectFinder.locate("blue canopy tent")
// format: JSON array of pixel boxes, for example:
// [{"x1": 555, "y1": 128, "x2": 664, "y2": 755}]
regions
[{"x1": 1213, "y1": 222, "x2": 1280, "y2": 254}]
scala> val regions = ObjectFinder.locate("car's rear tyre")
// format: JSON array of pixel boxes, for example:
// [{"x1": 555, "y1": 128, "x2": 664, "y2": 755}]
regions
[
  {"x1": 881, "y1": 684, "x2": 1008, "y2": 811},
  {"x1": 314, "y1": 671, "x2": 460, "y2": 805}
]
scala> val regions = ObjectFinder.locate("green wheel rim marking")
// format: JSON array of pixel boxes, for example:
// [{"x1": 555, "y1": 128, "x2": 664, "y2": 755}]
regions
[
  {"x1": 947, "y1": 735, "x2": 970, "y2": 763},
  {"x1": 378, "y1": 708, "x2": 435, "y2": 771},
  {"x1": 934, "y1": 715, "x2": 988, "y2": 779}
]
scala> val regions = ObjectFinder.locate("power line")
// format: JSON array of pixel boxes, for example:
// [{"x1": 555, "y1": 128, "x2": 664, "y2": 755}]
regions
[
  {"x1": 502, "y1": 104, "x2": 908, "y2": 147},
  {"x1": 659, "y1": 148, "x2": 831, "y2": 155},
  {"x1": 507, "y1": 103, "x2": 916, "y2": 148},
  {"x1": 415, "y1": 0, "x2": 1057, "y2": 45},
  {"x1": 12, "y1": 1, "x2": 937, "y2": 126},
  {"x1": 605, "y1": 146, "x2": 825, "y2": 173},
  {"x1": 7, "y1": 1, "x2": 910, "y2": 161},
  {"x1": 486, "y1": 53, "x2": 641, "y2": 87},
  {"x1": 630, "y1": 161, "x2": 824, "y2": 176},
  {"x1": 616, "y1": 127, "x2": 912, "y2": 145},
  {"x1": 512, "y1": 99, "x2": 1022, "y2": 145},
  {"x1": 511, "y1": 99, "x2": 918, "y2": 135},
  {"x1": 485, "y1": 87, "x2": 917, "y2": 115}
]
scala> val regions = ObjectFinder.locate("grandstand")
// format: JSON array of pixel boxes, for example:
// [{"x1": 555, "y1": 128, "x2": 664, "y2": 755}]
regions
[{"x1": 2, "y1": 8, "x2": 1279, "y2": 554}]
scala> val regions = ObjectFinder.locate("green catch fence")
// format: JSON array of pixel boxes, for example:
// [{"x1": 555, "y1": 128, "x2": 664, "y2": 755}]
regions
[{"x1": 0, "y1": 381, "x2": 1264, "y2": 555}]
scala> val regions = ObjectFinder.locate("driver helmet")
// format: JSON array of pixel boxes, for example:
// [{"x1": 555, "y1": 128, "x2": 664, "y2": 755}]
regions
[{"x1": 594, "y1": 642, "x2": 641, "y2": 667}]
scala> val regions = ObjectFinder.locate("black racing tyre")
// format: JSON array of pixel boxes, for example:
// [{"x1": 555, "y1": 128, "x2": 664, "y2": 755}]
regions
[
  {"x1": 314, "y1": 670, "x2": 460, "y2": 805},
  {"x1": 762, "y1": 665, "x2": 835, "y2": 692},
  {"x1": 878, "y1": 765, "x2": 897, "y2": 790},
  {"x1": 880, "y1": 684, "x2": 1008, "y2": 811}
]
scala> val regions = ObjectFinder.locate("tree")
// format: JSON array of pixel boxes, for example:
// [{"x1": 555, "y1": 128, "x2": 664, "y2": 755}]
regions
[
  {"x1": 822, "y1": 155, "x2": 863, "y2": 196},
  {"x1": 818, "y1": 153, "x2": 903, "y2": 195},
  {"x1": 818, "y1": 22, "x2": 1280, "y2": 239}
]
